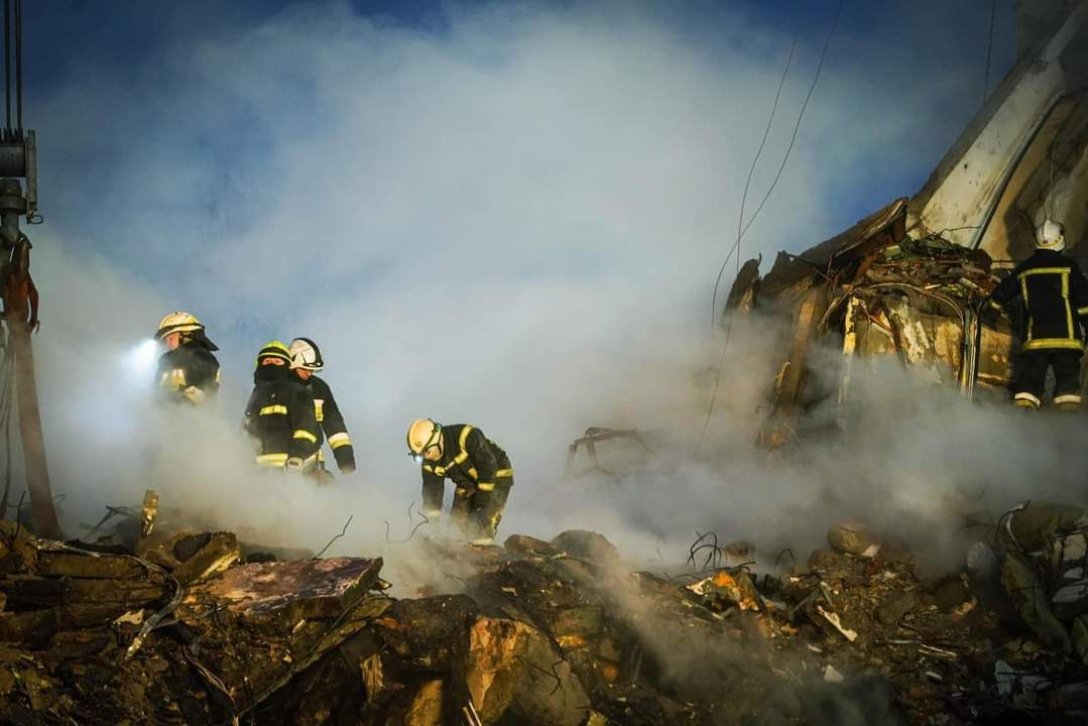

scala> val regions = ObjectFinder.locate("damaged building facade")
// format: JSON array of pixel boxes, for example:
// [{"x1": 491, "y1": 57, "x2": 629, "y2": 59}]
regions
[{"x1": 726, "y1": 1, "x2": 1088, "y2": 445}]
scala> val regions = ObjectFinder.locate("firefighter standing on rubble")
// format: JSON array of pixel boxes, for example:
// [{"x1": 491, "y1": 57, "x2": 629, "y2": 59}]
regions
[
  {"x1": 154, "y1": 312, "x2": 220, "y2": 405},
  {"x1": 406, "y1": 419, "x2": 514, "y2": 545},
  {"x1": 243, "y1": 341, "x2": 320, "y2": 471},
  {"x1": 989, "y1": 220, "x2": 1088, "y2": 411},
  {"x1": 288, "y1": 338, "x2": 356, "y2": 479}
]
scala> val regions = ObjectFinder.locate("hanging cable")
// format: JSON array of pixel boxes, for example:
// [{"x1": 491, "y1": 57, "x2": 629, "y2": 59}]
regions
[
  {"x1": 14, "y1": 0, "x2": 21, "y2": 133},
  {"x1": 697, "y1": 0, "x2": 846, "y2": 454},
  {"x1": 982, "y1": 0, "x2": 996, "y2": 107},
  {"x1": 3, "y1": 0, "x2": 9, "y2": 135},
  {"x1": 709, "y1": 0, "x2": 844, "y2": 331},
  {"x1": 710, "y1": 9, "x2": 801, "y2": 330}
]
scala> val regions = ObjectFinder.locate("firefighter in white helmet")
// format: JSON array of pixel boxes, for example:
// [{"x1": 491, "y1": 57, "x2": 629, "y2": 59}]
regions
[
  {"x1": 154, "y1": 312, "x2": 220, "y2": 405},
  {"x1": 288, "y1": 337, "x2": 356, "y2": 477},
  {"x1": 990, "y1": 220, "x2": 1088, "y2": 410},
  {"x1": 406, "y1": 418, "x2": 514, "y2": 545}
]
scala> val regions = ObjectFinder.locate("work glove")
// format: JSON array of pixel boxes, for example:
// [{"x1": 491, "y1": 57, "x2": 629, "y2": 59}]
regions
[{"x1": 182, "y1": 386, "x2": 206, "y2": 404}]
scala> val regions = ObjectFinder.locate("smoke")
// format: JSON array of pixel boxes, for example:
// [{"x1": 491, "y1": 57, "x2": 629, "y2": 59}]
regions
[{"x1": 6, "y1": 0, "x2": 1051, "y2": 578}]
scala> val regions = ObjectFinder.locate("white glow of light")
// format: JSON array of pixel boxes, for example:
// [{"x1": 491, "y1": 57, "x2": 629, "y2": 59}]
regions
[{"x1": 125, "y1": 339, "x2": 160, "y2": 378}]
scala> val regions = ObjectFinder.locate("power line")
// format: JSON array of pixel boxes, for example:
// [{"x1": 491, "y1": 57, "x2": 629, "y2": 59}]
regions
[
  {"x1": 709, "y1": 0, "x2": 845, "y2": 332},
  {"x1": 710, "y1": 11, "x2": 800, "y2": 330},
  {"x1": 736, "y1": 0, "x2": 844, "y2": 244},
  {"x1": 982, "y1": 0, "x2": 997, "y2": 107},
  {"x1": 697, "y1": 0, "x2": 846, "y2": 454}
]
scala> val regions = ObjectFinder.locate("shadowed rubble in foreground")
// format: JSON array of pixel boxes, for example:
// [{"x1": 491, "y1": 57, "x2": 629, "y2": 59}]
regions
[{"x1": 0, "y1": 508, "x2": 1081, "y2": 725}]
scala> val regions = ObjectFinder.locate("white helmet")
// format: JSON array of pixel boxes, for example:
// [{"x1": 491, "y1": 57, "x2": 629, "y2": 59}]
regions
[
  {"x1": 1036, "y1": 219, "x2": 1066, "y2": 252},
  {"x1": 289, "y1": 337, "x2": 324, "y2": 371}
]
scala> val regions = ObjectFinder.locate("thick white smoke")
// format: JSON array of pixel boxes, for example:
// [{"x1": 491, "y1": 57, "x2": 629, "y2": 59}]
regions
[{"x1": 8, "y1": 1, "x2": 1045, "y2": 578}]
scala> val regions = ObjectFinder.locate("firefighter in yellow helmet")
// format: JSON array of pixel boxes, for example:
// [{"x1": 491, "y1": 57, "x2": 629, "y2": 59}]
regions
[
  {"x1": 243, "y1": 341, "x2": 320, "y2": 471},
  {"x1": 406, "y1": 418, "x2": 514, "y2": 545},
  {"x1": 989, "y1": 220, "x2": 1088, "y2": 411},
  {"x1": 154, "y1": 312, "x2": 220, "y2": 405}
]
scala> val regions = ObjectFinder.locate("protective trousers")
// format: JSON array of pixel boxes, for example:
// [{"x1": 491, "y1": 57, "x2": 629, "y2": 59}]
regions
[
  {"x1": 450, "y1": 480, "x2": 513, "y2": 540},
  {"x1": 1014, "y1": 349, "x2": 1083, "y2": 409}
]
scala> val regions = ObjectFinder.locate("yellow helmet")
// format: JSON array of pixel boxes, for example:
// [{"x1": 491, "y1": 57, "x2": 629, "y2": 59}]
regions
[
  {"x1": 156, "y1": 311, "x2": 204, "y2": 339},
  {"x1": 255, "y1": 340, "x2": 292, "y2": 368},
  {"x1": 407, "y1": 418, "x2": 442, "y2": 462}
]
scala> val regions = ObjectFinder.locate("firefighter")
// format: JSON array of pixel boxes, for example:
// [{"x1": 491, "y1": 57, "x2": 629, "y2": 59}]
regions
[
  {"x1": 154, "y1": 311, "x2": 220, "y2": 405},
  {"x1": 989, "y1": 220, "x2": 1088, "y2": 411},
  {"x1": 406, "y1": 418, "x2": 514, "y2": 545},
  {"x1": 288, "y1": 338, "x2": 356, "y2": 477},
  {"x1": 243, "y1": 341, "x2": 320, "y2": 471}
]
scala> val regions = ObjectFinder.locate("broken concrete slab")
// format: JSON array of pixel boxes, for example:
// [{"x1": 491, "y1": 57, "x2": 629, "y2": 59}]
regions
[
  {"x1": 0, "y1": 574, "x2": 168, "y2": 609},
  {"x1": 374, "y1": 595, "x2": 477, "y2": 672},
  {"x1": 503, "y1": 534, "x2": 559, "y2": 558},
  {"x1": 171, "y1": 532, "x2": 241, "y2": 585},
  {"x1": 184, "y1": 556, "x2": 382, "y2": 621},
  {"x1": 35, "y1": 548, "x2": 149, "y2": 580},
  {"x1": 828, "y1": 524, "x2": 881, "y2": 558},
  {"x1": 466, "y1": 615, "x2": 589, "y2": 726},
  {"x1": 550, "y1": 530, "x2": 620, "y2": 568}
]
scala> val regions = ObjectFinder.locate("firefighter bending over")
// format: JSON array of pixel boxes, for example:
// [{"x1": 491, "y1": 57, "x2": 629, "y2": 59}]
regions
[
  {"x1": 154, "y1": 312, "x2": 220, "y2": 405},
  {"x1": 243, "y1": 341, "x2": 320, "y2": 471},
  {"x1": 989, "y1": 220, "x2": 1088, "y2": 411},
  {"x1": 406, "y1": 418, "x2": 514, "y2": 545},
  {"x1": 289, "y1": 338, "x2": 356, "y2": 477}
]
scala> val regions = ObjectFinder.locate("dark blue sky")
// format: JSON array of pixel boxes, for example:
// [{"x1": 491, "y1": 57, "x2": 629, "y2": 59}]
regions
[
  {"x1": 13, "y1": 0, "x2": 1021, "y2": 295},
  {"x1": 25, "y1": 1, "x2": 1015, "y2": 113},
  {"x1": 22, "y1": 0, "x2": 1016, "y2": 239}
]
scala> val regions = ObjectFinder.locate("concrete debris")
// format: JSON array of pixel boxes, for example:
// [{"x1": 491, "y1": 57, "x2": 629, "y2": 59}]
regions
[
  {"x1": 874, "y1": 591, "x2": 917, "y2": 625},
  {"x1": 685, "y1": 568, "x2": 761, "y2": 612},
  {"x1": 725, "y1": 198, "x2": 1017, "y2": 447},
  {"x1": 816, "y1": 605, "x2": 858, "y2": 642},
  {"x1": 827, "y1": 524, "x2": 881, "y2": 559},
  {"x1": 550, "y1": 530, "x2": 621, "y2": 568},
  {"x1": 7, "y1": 502, "x2": 1088, "y2": 722},
  {"x1": 823, "y1": 663, "x2": 844, "y2": 683},
  {"x1": 139, "y1": 489, "x2": 158, "y2": 538}
]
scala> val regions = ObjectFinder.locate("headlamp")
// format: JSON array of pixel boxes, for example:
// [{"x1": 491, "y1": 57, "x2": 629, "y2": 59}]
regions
[{"x1": 126, "y1": 338, "x2": 160, "y2": 377}]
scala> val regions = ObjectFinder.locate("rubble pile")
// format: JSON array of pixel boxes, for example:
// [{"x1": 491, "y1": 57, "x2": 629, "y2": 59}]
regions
[
  {"x1": 726, "y1": 199, "x2": 1019, "y2": 447},
  {"x1": 0, "y1": 512, "x2": 1084, "y2": 724}
]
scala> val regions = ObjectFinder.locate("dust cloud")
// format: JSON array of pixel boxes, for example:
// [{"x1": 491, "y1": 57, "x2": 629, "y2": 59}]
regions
[{"x1": 3, "y1": 1, "x2": 1046, "y2": 586}]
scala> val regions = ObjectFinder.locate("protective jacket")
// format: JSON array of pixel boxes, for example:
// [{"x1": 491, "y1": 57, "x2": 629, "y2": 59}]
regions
[
  {"x1": 420, "y1": 424, "x2": 513, "y2": 514},
  {"x1": 156, "y1": 340, "x2": 220, "y2": 404},
  {"x1": 990, "y1": 249, "x2": 1088, "y2": 351},
  {"x1": 305, "y1": 376, "x2": 356, "y2": 472},
  {"x1": 243, "y1": 366, "x2": 320, "y2": 468}
]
